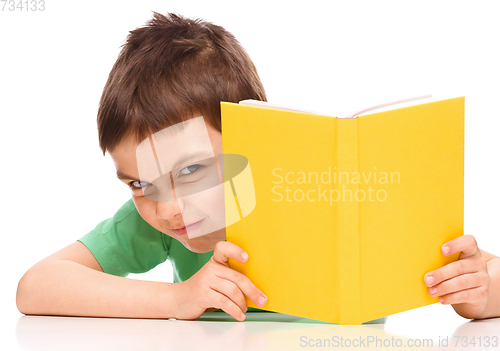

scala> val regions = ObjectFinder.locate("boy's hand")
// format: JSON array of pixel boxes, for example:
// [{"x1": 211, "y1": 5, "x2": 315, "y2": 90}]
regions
[
  {"x1": 173, "y1": 241, "x2": 267, "y2": 321},
  {"x1": 424, "y1": 235, "x2": 490, "y2": 319}
]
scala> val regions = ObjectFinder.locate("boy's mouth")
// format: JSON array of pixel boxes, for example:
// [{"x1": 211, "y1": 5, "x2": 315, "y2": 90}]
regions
[{"x1": 170, "y1": 219, "x2": 204, "y2": 236}]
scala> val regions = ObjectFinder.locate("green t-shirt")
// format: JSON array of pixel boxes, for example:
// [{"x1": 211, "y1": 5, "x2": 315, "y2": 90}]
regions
[{"x1": 77, "y1": 198, "x2": 213, "y2": 283}]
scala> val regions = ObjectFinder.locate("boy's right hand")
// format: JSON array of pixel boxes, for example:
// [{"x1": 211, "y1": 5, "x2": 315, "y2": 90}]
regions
[{"x1": 173, "y1": 241, "x2": 267, "y2": 321}]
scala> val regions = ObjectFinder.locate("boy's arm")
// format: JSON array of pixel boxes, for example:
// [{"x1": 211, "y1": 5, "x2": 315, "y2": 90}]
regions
[
  {"x1": 16, "y1": 241, "x2": 180, "y2": 319},
  {"x1": 17, "y1": 241, "x2": 267, "y2": 320}
]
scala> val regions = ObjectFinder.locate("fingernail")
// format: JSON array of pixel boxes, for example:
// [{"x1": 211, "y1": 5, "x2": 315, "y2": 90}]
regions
[
  {"x1": 430, "y1": 287, "x2": 437, "y2": 295},
  {"x1": 442, "y1": 245, "x2": 450, "y2": 255},
  {"x1": 426, "y1": 275, "x2": 434, "y2": 285},
  {"x1": 240, "y1": 313, "x2": 246, "y2": 321},
  {"x1": 439, "y1": 297, "x2": 445, "y2": 304},
  {"x1": 241, "y1": 252, "x2": 249, "y2": 261},
  {"x1": 258, "y1": 296, "x2": 267, "y2": 306}
]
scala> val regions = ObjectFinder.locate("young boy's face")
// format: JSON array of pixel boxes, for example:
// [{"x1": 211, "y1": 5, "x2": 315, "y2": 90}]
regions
[{"x1": 110, "y1": 118, "x2": 226, "y2": 253}]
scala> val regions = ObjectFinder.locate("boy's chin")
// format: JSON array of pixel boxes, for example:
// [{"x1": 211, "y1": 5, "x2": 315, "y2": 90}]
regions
[
  {"x1": 182, "y1": 240, "x2": 216, "y2": 254},
  {"x1": 182, "y1": 229, "x2": 226, "y2": 253}
]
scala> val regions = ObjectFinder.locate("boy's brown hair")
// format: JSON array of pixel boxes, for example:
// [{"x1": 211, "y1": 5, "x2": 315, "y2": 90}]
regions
[{"x1": 97, "y1": 12, "x2": 267, "y2": 155}]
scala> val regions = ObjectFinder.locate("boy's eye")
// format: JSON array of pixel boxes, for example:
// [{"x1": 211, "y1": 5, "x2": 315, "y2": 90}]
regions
[
  {"x1": 130, "y1": 180, "x2": 151, "y2": 189},
  {"x1": 179, "y1": 164, "x2": 202, "y2": 176}
]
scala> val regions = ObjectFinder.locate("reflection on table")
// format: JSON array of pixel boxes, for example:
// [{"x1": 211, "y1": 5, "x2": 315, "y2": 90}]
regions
[{"x1": 16, "y1": 304, "x2": 500, "y2": 351}]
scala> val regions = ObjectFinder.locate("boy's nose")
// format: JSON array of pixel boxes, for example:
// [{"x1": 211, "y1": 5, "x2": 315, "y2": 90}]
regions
[{"x1": 156, "y1": 199, "x2": 185, "y2": 221}]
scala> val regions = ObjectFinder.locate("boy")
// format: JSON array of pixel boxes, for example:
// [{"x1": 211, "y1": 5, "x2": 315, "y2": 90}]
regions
[{"x1": 16, "y1": 12, "x2": 500, "y2": 322}]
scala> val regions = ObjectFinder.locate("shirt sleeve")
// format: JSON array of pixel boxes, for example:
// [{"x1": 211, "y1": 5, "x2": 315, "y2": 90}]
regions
[{"x1": 77, "y1": 198, "x2": 170, "y2": 277}]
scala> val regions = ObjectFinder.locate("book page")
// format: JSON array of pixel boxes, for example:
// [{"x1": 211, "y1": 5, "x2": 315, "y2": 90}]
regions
[
  {"x1": 239, "y1": 99, "x2": 326, "y2": 116},
  {"x1": 239, "y1": 95, "x2": 452, "y2": 119}
]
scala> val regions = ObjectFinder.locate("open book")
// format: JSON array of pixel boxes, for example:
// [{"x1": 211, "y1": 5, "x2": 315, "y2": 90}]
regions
[{"x1": 221, "y1": 96, "x2": 464, "y2": 325}]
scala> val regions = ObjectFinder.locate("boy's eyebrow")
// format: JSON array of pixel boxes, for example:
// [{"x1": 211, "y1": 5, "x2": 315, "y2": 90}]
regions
[
  {"x1": 116, "y1": 170, "x2": 138, "y2": 180},
  {"x1": 116, "y1": 151, "x2": 215, "y2": 181}
]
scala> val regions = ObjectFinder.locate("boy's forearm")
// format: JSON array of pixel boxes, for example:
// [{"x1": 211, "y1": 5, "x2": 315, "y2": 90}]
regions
[
  {"x1": 17, "y1": 260, "x2": 180, "y2": 319},
  {"x1": 475, "y1": 257, "x2": 500, "y2": 319}
]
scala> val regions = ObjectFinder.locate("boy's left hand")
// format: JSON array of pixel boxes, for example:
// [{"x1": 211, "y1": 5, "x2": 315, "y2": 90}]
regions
[{"x1": 424, "y1": 235, "x2": 490, "y2": 319}]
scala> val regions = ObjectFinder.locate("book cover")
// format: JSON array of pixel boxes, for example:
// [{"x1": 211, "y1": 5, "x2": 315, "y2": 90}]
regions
[{"x1": 221, "y1": 97, "x2": 464, "y2": 324}]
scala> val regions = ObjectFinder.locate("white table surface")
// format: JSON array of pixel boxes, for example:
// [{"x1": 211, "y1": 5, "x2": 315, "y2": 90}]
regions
[{"x1": 5, "y1": 303, "x2": 500, "y2": 351}]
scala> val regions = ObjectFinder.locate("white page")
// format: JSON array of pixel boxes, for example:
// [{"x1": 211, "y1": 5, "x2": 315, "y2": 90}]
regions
[{"x1": 239, "y1": 94, "x2": 461, "y2": 118}]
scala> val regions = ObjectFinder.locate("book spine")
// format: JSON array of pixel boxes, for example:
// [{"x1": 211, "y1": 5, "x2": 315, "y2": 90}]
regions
[{"x1": 335, "y1": 118, "x2": 362, "y2": 325}]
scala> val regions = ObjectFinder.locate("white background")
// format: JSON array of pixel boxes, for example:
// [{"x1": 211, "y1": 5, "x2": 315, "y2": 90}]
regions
[{"x1": 1, "y1": 0, "x2": 499, "y2": 335}]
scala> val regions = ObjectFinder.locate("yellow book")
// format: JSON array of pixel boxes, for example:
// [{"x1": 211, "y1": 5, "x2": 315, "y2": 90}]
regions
[{"x1": 221, "y1": 96, "x2": 464, "y2": 325}]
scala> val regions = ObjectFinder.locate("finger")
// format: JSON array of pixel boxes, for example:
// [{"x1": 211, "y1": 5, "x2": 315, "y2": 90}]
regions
[
  {"x1": 425, "y1": 257, "x2": 484, "y2": 287},
  {"x1": 427, "y1": 272, "x2": 485, "y2": 297},
  {"x1": 211, "y1": 276, "x2": 248, "y2": 313},
  {"x1": 441, "y1": 234, "x2": 480, "y2": 260},
  {"x1": 212, "y1": 241, "x2": 249, "y2": 266},
  {"x1": 208, "y1": 288, "x2": 246, "y2": 321},
  {"x1": 215, "y1": 264, "x2": 267, "y2": 308},
  {"x1": 438, "y1": 286, "x2": 488, "y2": 305}
]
